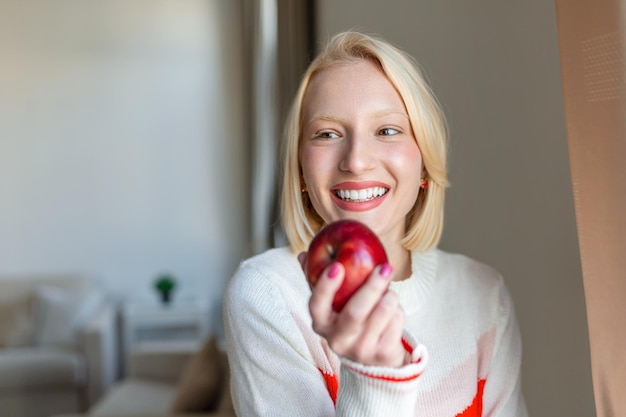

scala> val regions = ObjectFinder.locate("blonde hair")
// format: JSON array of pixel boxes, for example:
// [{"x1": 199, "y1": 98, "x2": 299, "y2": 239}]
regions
[{"x1": 281, "y1": 31, "x2": 449, "y2": 253}]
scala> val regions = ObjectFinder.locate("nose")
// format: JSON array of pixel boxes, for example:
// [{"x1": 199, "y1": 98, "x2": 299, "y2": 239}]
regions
[{"x1": 338, "y1": 135, "x2": 375, "y2": 174}]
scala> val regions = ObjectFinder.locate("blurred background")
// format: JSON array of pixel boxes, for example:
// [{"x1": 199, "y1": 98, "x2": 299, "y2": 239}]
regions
[{"x1": 0, "y1": 1, "x2": 597, "y2": 417}]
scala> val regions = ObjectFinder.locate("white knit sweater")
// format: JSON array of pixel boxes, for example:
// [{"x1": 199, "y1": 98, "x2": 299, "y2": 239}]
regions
[{"x1": 223, "y1": 247, "x2": 528, "y2": 416}]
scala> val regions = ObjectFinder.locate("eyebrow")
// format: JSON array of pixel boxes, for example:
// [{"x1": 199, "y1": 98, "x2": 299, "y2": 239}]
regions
[
  {"x1": 304, "y1": 114, "x2": 346, "y2": 128},
  {"x1": 305, "y1": 110, "x2": 409, "y2": 128},
  {"x1": 371, "y1": 110, "x2": 410, "y2": 119}
]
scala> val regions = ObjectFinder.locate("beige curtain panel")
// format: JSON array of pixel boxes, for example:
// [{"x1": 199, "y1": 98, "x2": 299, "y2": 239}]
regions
[{"x1": 555, "y1": 0, "x2": 626, "y2": 415}]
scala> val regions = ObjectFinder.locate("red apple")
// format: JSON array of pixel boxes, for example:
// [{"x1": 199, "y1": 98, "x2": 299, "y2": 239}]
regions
[{"x1": 305, "y1": 219, "x2": 388, "y2": 312}]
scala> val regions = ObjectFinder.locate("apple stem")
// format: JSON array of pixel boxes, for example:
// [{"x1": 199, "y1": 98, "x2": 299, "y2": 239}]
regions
[{"x1": 325, "y1": 243, "x2": 335, "y2": 259}]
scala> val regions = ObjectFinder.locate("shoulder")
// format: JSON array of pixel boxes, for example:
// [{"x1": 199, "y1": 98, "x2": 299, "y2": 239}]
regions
[
  {"x1": 236, "y1": 246, "x2": 299, "y2": 274},
  {"x1": 224, "y1": 246, "x2": 310, "y2": 313},
  {"x1": 430, "y1": 249, "x2": 513, "y2": 317},
  {"x1": 434, "y1": 249, "x2": 505, "y2": 291}
]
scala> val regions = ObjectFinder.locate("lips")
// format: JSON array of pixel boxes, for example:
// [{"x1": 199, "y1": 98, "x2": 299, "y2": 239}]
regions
[
  {"x1": 334, "y1": 186, "x2": 388, "y2": 202},
  {"x1": 330, "y1": 181, "x2": 390, "y2": 211}
]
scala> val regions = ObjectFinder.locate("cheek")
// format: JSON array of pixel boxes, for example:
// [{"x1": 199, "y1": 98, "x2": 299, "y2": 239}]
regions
[
  {"x1": 390, "y1": 145, "x2": 423, "y2": 182},
  {"x1": 300, "y1": 147, "x2": 335, "y2": 185}
]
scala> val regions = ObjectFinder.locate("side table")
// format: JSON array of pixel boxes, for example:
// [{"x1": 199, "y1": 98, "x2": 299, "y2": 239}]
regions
[{"x1": 121, "y1": 299, "x2": 210, "y2": 374}]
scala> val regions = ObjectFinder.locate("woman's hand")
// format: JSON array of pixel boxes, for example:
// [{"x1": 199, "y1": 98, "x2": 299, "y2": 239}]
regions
[{"x1": 299, "y1": 252, "x2": 406, "y2": 368}]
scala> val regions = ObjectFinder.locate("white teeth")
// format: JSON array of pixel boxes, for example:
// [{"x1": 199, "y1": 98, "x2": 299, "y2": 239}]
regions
[{"x1": 335, "y1": 187, "x2": 388, "y2": 202}]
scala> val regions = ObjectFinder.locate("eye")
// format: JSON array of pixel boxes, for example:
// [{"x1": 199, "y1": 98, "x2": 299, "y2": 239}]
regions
[
  {"x1": 315, "y1": 130, "x2": 340, "y2": 140},
  {"x1": 378, "y1": 127, "x2": 399, "y2": 136}
]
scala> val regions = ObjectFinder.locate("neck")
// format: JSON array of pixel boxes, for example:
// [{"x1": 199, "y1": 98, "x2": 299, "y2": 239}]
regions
[{"x1": 385, "y1": 241, "x2": 412, "y2": 282}]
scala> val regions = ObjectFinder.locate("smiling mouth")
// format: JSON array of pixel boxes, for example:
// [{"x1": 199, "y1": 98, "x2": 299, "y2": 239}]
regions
[{"x1": 333, "y1": 187, "x2": 389, "y2": 202}]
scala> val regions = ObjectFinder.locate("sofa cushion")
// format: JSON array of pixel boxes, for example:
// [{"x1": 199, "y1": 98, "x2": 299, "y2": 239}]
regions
[
  {"x1": 0, "y1": 348, "x2": 85, "y2": 389},
  {"x1": 90, "y1": 378, "x2": 177, "y2": 416},
  {"x1": 128, "y1": 339, "x2": 198, "y2": 382},
  {"x1": 216, "y1": 354, "x2": 234, "y2": 414},
  {"x1": 33, "y1": 285, "x2": 104, "y2": 349},
  {"x1": 0, "y1": 275, "x2": 91, "y2": 302},
  {"x1": 0, "y1": 295, "x2": 36, "y2": 347},
  {"x1": 0, "y1": 275, "x2": 92, "y2": 348},
  {"x1": 170, "y1": 336, "x2": 222, "y2": 413}
]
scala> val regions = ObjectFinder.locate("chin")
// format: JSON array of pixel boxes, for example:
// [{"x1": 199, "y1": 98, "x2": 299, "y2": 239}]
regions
[{"x1": 332, "y1": 215, "x2": 383, "y2": 235}]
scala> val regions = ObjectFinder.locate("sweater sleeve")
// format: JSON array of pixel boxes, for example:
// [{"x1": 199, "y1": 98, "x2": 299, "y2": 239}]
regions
[
  {"x1": 482, "y1": 278, "x2": 529, "y2": 417},
  {"x1": 224, "y1": 263, "x2": 336, "y2": 417},
  {"x1": 336, "y1": 330, "x2": 428, "y2": 416},
  {"x1": 224, "y1": 260, "x2": 429, "y2": 417}
]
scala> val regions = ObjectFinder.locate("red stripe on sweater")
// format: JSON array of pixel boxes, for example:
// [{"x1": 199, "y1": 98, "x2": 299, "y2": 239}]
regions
[
  {"x1": 402, "y1": 337, "x2": 413, "y2": 355},
  {"x1": 401, "y1": 337, "x2": 424, "y2": 365},
  {"x1": 319, "y1": 369, "x2": 338, "y2": 405},
  {"x1": 456, "y1": 379, "x2": 486, "y2": 417},
  {"x1": 346, "y1": 366, "x2": 424, "y2": 382},
  {"x1": 318, "y1": 341, "x2": 424, "y2": 406}
]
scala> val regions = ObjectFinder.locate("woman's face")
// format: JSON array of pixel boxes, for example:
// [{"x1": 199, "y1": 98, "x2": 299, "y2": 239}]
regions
[{"x1": 300, "y1": 59, "x2": 423, "y2": 246}]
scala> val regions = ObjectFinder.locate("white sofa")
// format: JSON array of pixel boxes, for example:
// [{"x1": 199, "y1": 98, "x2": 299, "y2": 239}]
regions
[
  {"x1": 0, "y1": 275, "x2": 118, "y2": 417},
  {"x1": 51, "y1": 337, "x2": 234, "y2": 417}
]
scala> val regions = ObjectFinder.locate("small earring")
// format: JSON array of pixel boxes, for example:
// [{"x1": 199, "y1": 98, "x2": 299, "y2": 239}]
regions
[
  {"x1": 420, "y1": 178, "x2": 429, "y2": 190},
  {"x1": 301, "y1": 184, "x2": 307, "y2": 193}
]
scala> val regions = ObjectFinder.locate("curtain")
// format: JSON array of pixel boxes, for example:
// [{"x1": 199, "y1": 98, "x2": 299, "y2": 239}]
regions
[
  {"x1": 555, "y1": 0, "x2": 626, "y2": 415},
  {"x1": 243, "y1": 0, "x2": 315, "y2": 254}
]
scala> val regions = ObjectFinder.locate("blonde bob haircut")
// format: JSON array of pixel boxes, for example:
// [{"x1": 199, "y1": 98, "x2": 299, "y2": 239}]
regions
[{"x1": 281, "y1": 31, "x2": 449, "y2": 254}]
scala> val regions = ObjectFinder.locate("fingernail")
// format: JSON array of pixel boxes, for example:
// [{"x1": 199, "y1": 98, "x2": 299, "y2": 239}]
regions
[
  {"x1": 328, "y1": 263, "x2": 341, "y2": 279},
  {"x1": 380, "y1": 263, "x2": 393, "y2": 279},
  {"x1": 298, "y1": 252, "x2": 306, "y2": 263},
  {"x1": 297, "y1": 252, "x2": 307, "y2": 269}
]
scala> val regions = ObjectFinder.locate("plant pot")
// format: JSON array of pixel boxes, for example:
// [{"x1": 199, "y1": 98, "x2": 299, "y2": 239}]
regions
[{"x1": 160, "y1": 290, "x2": 172, "y2": 305}]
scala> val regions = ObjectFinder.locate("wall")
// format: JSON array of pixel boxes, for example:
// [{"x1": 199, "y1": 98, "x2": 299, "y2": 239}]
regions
[
  {"x1": 0, "y1": 0, "x2": 249, "y2": 328},
  {"x1": 316, "y1": 1, "x2": 595, "y2": 415}
]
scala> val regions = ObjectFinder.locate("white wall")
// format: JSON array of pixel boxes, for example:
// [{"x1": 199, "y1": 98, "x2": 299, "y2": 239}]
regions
[
  {"x1": 0, "y1": 1, "x2": 249, "y2": 327},
  {"x1": 316, "y1": 1, "x2": 595, "y2": 416}
]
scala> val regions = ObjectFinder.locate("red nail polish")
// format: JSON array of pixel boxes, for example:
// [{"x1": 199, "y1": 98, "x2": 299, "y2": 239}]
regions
[
  {"x1": 380, "y1": 263, "x2": 393, "y2": 279},
  {"x1": 328, "y1": 263, "x2": 341, "y2": 279}
]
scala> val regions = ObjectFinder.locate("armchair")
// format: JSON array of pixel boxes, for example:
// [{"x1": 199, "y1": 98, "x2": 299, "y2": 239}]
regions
[{"x1": 0, "y1": 275, "x2": 118, "y2": 417}]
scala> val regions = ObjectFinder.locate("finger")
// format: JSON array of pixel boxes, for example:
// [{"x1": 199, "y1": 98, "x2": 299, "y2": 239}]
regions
[
  {"x1": 297, "y1": 251, "x2": 307, "y2": 271},
  {"x1": 337, "y1": 263, "x2": 393, "y2": 328},
  {"x1": 375, "y1": 308, "x2": 406, "y2": 367},
  {"x1": 350, "y1": 290, "x2": 399, "y2": 362},
  {"x1": 309, "y1": 262, "x2": 344, "y2": 334},
  {"x1": 298, "y1": 252, "x2": 311, "y2": 289},
  {"x1": 361, "y1": 290, "x2": 400, "y2": 346}
]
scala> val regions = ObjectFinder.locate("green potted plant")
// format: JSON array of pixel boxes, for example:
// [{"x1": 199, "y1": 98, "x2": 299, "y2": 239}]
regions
[{"x1": 154, "y1": 274, "x2": 177, "y2": 305}]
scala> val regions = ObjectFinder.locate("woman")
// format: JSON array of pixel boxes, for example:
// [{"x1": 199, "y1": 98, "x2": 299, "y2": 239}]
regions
[{"x1": 224, "y1": 31, "x2": 528, "y2": 416}]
